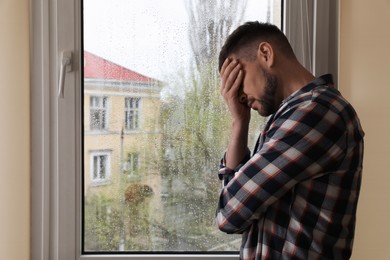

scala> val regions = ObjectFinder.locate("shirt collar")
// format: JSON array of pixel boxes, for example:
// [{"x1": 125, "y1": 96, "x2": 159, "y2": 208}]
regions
[{"x1": 280, "y1": 74, "x2": 334, "y2": 106}]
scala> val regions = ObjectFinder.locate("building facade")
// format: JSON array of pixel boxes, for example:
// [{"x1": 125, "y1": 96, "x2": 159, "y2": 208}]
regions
[{"x1": 83, "y1": 51, "x2": 163, "y2": 250}]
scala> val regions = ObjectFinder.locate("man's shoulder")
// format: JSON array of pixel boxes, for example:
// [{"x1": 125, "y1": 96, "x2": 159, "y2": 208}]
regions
[
  {"x1": 312, "y1": 86, "x2": 348, "y2": 108},
  {"x1": 287, "y1": 85, "x2": 351, "y2": 114},
  {"x1": 278, "y1": 86, "x2": 357, "y2": 125},
  {"x1": 296, "y1": 86, "x2": 362, "y2": 134}
]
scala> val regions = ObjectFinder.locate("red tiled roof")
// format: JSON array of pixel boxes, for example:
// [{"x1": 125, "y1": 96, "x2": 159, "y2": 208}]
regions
[{"x1": 84, "y1": 51, "x2": 157, "y2": 82}]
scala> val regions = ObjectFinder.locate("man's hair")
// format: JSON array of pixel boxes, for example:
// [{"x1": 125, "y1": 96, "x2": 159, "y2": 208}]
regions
[{"x1": 218, "y1": 21, "x2": 295, "y2": 71}]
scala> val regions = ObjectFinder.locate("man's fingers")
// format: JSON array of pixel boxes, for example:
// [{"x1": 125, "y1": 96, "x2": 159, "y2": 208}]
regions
[
  {"x1": 221, "y1": 58, "x2": 239, "y2": 82},
  {"x1": 222, "y1": 62, "x2": 241, "y2": 94},
  {"x1": 220, "y1": 57, "x2": 232, "y2": 76},
  {"x1": 224, "y1": 65, "x2": 242, "y2": 92},
  {"x1": 231, "y1": 69, "x2": 243, "y2": 93}
]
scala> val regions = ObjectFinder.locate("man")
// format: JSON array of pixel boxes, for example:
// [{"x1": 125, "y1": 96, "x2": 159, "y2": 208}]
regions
[{"x1": 216, "y1": 21, "x2": 364, "y2": 260}]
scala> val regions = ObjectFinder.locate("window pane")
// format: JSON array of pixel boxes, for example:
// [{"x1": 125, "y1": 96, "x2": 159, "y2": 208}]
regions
[
  {"x1": 83, "y1": 0, "x2": 281, "y2": 253},
  {"x1": 93, "y1": 156, "x2": 98, "y2": 179},
  {"x1": 99, "y1": 155, "x2": 106, "y2": 179},
  {"x1": 90, "y1": 96, "x2": 108, "y2": 130},
  {"x1": 125, "y1": 97, "x2": 141, "y2": 130}
]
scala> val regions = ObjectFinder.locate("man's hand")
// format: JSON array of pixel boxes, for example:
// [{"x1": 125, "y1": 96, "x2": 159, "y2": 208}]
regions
[
  {"x1": 220, "y1": 58, "x2": 251, "y2": 125},
  {"x1": 220, "y1": 58, "x2": 251, "y2": 170}
]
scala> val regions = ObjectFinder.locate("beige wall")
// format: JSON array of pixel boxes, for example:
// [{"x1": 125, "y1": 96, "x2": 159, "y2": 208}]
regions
[
  {"x1": 340, "y1": 0, "x2": 390, "y2": 259},
  {"x1": 0, "y1": 0, "x2": 30, "y2": 260}
]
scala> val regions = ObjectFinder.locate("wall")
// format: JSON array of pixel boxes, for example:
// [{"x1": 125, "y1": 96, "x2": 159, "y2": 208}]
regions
[
  {"x1": 0, "y1": 0, "x2": 30, "y2": 260},
  {"x1": 339, "y1": 0, "x2": 390, "y2": 259}
]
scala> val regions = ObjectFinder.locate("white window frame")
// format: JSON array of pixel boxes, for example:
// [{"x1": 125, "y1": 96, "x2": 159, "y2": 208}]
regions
[
  {"x1": 284, "y1": 0, "x2": 339, "y2": 82},
  {"x1": 30, "y1": 0, "x2": 339, "y2": 259}
]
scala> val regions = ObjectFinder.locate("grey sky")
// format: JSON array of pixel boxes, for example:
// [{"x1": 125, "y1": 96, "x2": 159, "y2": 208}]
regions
[{"x1": 83, "y1": 0, "x2": 276, "y2": 81}]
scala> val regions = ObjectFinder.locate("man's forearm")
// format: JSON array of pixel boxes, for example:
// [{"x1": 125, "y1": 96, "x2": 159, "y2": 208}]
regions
[{"x1": 225, "y1": 119, "x2": 250, "y2": 170}]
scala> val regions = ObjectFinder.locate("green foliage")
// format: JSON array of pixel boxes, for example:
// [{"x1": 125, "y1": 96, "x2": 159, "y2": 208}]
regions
[
  {"x1": 84, "y1": 194, "x2": 122, "y2": 251},
  {"x1": 155, "y1": 0, "x2": 266, "y2": 251},
  {"x1": 158, "y1": 60, "x2": 232, "y2": 249},
  {"x1": 84, "y1": 182, "x2": 154, "y2": 251}
]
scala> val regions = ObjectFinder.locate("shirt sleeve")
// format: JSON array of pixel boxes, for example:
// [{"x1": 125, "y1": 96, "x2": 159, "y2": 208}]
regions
[
  {"x1": 218, "y1": 149, "x2": 251, "y2": 186},
  {"x1": 216, "y1": 100, "x2": 347, "y2": 234}
]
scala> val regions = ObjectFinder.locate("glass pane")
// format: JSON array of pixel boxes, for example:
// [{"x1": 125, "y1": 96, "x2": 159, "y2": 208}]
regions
[{"x1": 83, "y1": 0, "x2": 281, "y2": 253}]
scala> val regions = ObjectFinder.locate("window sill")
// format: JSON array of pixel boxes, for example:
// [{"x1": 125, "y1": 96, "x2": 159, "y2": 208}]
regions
[
  {"x1": 127, "y1": 175, "x2": 141, "y2": 181},
  {"x1": 90, "y1": 180, "x2": 112, "y2": 187}
]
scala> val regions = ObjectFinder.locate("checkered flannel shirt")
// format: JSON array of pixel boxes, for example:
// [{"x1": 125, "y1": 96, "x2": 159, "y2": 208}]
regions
[{"x1": 216, "y1": 75, "x2": 364, "y2": 260}]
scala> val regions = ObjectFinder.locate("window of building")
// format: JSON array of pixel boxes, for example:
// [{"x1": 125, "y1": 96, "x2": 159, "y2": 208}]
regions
[
  {"x1": 90, "y1": 151, "x2": 111, "y2": 185},
  {"x1": 123, "y1": 152, "x2": 139, "y2": 177},
  {"x1": 124, "y1": 97, "x2": 140, "y2": 130},
  {"x1": 90, "y1": 96, "x2": 108, "y2": 131}
]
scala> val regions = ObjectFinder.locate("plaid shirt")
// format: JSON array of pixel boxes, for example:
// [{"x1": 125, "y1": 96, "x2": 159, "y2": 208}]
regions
[{"x1": 216, "y1": 75, "x2": 364, "y2": 260}]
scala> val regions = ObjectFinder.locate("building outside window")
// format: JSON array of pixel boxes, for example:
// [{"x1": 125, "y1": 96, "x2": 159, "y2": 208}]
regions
[
  {"x1": 83, "y1": 50, "x2": 163, "y2": 252},
  {"x1": 125, "y1": 97, "x2": 141, "y2": 130}
]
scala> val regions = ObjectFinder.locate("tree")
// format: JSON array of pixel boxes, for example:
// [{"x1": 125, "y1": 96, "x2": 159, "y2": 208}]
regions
[
  {"x1": 185, "y1": 0, "x2": 247, "y2": 76},
  {"x1": 84, "y1": 177, "x2": 155, "y2": 251},
  {"x1": 158, "y1": 0, "x2": 263, "y2": 251}
]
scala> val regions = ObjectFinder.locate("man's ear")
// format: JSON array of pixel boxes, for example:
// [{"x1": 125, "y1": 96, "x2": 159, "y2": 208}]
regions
[{"x1": 257, "y1": 42, "x2": 274, "y2": 68}]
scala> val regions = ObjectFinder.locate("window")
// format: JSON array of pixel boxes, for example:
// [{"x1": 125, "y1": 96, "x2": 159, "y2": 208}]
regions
[
  {"x1": 31, "y1": 0, "x2": 339, "y2": 259},
  {"x1": 82, "y1": 0, "x2": 282, "y2": 254},
  {"x1": 90, "y1": 96, "x2": 108, "y2": 131},
  {"x1": 90, "y1": 151, "x2": 111, "y2": 184},
  {"x1": 125, "y1": 97, "x2": 140, "y2": 130},
  {"x1": 123, "y1": 153, "x2": 139, "y2": 177}
]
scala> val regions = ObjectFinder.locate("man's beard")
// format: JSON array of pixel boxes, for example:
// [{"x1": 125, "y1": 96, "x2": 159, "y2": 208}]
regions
[{"x1": 258, "y1": 69, "x2": 278, "y2": 116}]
